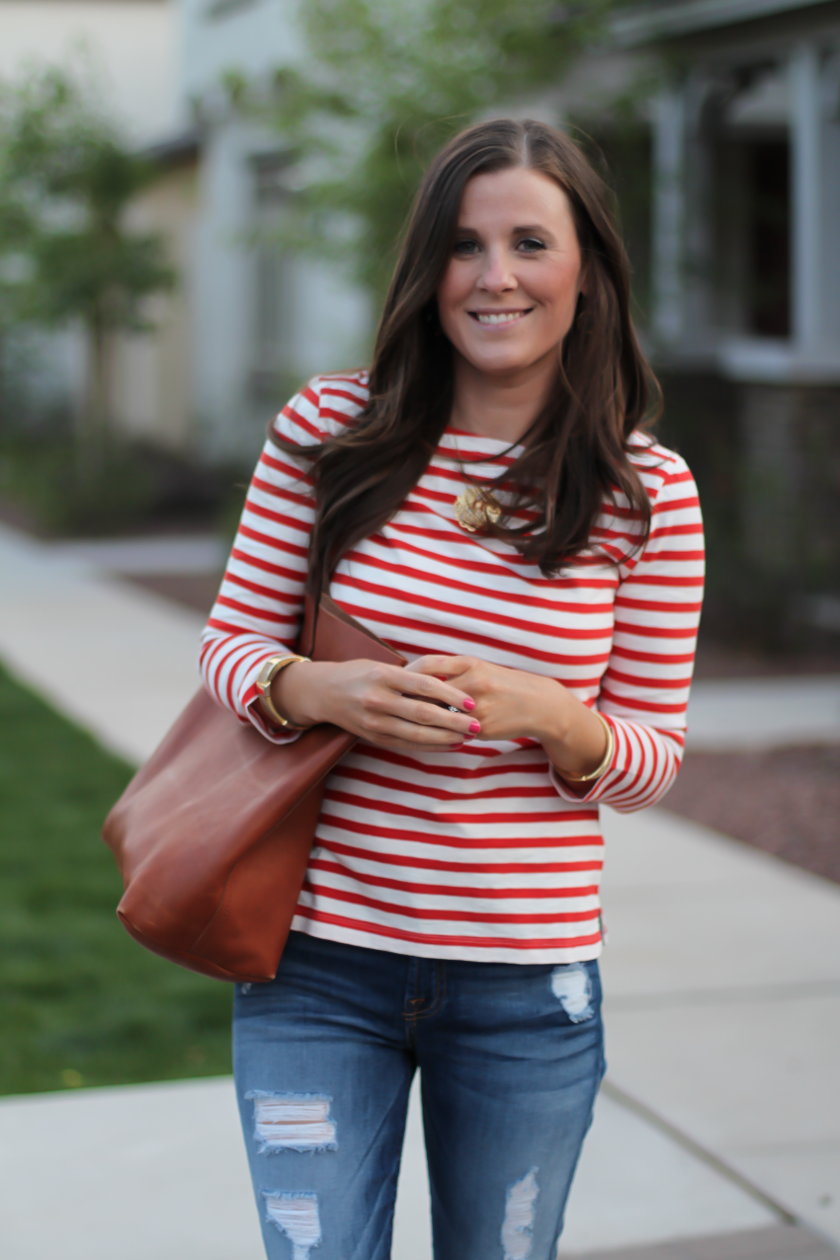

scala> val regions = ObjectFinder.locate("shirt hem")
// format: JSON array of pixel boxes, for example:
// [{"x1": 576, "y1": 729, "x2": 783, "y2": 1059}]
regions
[{"x1": 290, "y1": 913, "x2": 604, "y2": 965}]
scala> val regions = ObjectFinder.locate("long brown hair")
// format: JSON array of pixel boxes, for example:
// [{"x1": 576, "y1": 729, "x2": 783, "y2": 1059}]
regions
[{"x1": 272, "y1": 117, "x2": 659, "y2": 589}]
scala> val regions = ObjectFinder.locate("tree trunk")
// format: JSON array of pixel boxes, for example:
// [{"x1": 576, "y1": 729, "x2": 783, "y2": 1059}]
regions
[{"x1": 79, "y1": 308, "x2": 113, "y2": 476}]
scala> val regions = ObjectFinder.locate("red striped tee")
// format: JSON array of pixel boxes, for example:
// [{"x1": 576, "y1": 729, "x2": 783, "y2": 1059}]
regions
[{"x1": 200, "y1": 372, "x2": 705, "y2": 963}]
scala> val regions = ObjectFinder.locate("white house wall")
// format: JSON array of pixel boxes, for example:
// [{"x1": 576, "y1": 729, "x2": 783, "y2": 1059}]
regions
[
  {"x1": 292, "y1": 259, "x2": 373, "y2": 382},
  {"x1": 179, "y1": 0, "x2": 372, "y2": 459},
  {"x1": 192, "y1": 120, "x2": 257, "y2": 456},
  {"x1": 189, "y1": 115, "x2": 372, "y2": 459},
  {"x1": 115, "y1": 162, "x2": 199, "y2": 451},
  {"x1": 0, "y1": 0, "x2": 180, "y2": 144},
  {"x1": 177, "y1": 0, "x2": 304, "y2": 113}
]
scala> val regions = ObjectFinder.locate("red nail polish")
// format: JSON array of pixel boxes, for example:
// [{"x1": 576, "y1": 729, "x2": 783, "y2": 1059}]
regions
[
  {"x1": 450, "y1": 743, "x2": 465, "y2": 750},
  {"x1": 463, "y1": 697, "x2": 476, "y2": 711},
  {"x1": 469, "y1": 720, "x2": 481, "y2": 734}
]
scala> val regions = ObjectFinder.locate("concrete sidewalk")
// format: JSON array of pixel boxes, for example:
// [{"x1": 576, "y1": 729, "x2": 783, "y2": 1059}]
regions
[
  {"x1": 0, "y1": 1071, "x2": 792, "y2": 1260},
  {"x1": 2, "y1": 521, "x2": 839, "y2": 1259},
  {"x1": 597, "y1": 807, "x2": 840, "y2": 1250},
  {"x1": 0, "y1": 524, "x2": 204, "y2": 765},
  {"x1": 685, "y1": 676, "x2": 840, "y2": 750}
]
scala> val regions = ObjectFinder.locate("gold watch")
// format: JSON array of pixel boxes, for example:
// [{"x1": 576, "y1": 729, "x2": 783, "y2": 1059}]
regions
[{"x1": 255, "y1": 654, "x2": 311, "y2": 728}]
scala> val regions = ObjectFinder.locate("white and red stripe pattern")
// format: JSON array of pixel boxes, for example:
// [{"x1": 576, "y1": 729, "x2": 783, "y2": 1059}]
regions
[{"x1": 200, "y1": 373, "x2": 704, "y2": 963}]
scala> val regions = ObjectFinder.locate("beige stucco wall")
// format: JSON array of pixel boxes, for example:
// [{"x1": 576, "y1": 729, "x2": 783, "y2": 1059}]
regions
[{"x1": 113, "y1": 161, "x2": 198, "y2": 452}]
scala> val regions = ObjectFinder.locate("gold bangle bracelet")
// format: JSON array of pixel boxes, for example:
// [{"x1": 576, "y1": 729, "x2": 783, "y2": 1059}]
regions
[
  {"x1": 254, "y1": 654, "x2": 312, "y2": 729},
  {"x1": 559, "y1": 712, "x2": 614, "y2": 783}
]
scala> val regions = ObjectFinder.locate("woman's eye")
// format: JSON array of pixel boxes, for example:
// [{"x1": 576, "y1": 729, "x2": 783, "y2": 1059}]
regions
[
  {"x1": 453, "y1": 239, "x2": 479, "y2": 256},
  {"x1": 517, "y1": 237, "x2": 546, "y2": 253}
]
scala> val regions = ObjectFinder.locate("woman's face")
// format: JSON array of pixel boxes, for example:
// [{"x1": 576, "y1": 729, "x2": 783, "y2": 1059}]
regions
[{"x1": 436, "y1": 166, "x2": 584, "y2": 381}]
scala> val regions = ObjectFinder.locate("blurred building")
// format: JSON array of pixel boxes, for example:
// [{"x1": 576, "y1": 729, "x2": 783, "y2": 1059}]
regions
[
  {"x1": 169, "y1": 0, "x2": 840, "y2": 515},
  {"x1": 3, "y1": 0, "x2": 838, "y2": 615},
  {"x1": 614, "y1": 0, "x2": 840, "y2": 596},
  {"x1": 172, "y1": 0, "x2": 370, "y2": 461},
  {"x1": 0, "y1": 0, "x2": 368, "y2": 461},
  {"x1": 0, "y1": 0, "x2": 187, "y2": 447}
]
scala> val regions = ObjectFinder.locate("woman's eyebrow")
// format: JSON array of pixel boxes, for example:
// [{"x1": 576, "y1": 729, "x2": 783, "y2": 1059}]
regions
[{"x1": 454, "y1": 223, "x2": 553, "y2": 236}]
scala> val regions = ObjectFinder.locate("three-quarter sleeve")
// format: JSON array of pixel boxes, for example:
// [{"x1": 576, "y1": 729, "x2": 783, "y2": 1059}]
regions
[
  {"x1": 199, "y1": 380, "x2": 325, "y2": 742},
  {"x1": 551, "y1": 456, "x2": 705, "y2": 812}
]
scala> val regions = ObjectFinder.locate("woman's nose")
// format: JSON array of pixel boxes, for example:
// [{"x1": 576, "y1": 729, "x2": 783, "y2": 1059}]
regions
[{"x1": 479, "y1": 249, "x2": 516, "y2": 293}]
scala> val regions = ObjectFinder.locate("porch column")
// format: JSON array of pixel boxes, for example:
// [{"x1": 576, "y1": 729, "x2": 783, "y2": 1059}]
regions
[
  {"x1": 789, "y1": 40, "x2": 822, "y2": 354},
  {"x1": 651, "y1": 83, "x2": 686, "y2": 345}
]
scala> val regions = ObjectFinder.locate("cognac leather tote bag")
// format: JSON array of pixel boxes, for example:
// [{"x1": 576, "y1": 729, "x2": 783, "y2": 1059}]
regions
[{"x1": 102, "y1": 593, "x2": 405, "y2": 983}]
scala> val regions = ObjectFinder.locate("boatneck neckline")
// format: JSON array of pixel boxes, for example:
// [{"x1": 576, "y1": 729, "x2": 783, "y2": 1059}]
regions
[{"x1": 442, "y1": 424, "x2": 525, "y2": 450}]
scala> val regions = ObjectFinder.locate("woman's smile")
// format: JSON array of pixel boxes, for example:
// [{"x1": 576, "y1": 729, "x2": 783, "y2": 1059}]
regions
[{"x1": 469, "y1": 308, "x2": 533, "y2": 326}]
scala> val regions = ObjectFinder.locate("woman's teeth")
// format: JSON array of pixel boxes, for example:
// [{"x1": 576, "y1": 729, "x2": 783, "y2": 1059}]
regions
[{"x1": 475, "y1": 311, "x2": 525, "y2": 325}]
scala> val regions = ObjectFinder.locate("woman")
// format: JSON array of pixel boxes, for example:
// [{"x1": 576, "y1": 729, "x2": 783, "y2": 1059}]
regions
[{"x1": 201, "y1": 118, "x2": 704, "y2": 1260}]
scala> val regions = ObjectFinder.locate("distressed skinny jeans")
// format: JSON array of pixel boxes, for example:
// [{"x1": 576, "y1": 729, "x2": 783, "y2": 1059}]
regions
[{"x1": 233, "y1": 930, "x2": 605, "y2": 1260}]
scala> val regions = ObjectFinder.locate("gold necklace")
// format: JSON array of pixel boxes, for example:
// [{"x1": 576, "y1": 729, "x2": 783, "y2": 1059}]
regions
[{"x1": 453, "y1": 484, "x2": 502, "y2": 533}]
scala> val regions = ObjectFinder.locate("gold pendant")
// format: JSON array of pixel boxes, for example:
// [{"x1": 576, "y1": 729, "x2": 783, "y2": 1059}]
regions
[{"x1": 453, "y1": 484, "x2": 502, "y2": 533}]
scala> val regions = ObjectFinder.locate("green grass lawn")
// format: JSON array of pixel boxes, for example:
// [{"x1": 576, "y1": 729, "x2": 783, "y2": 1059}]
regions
[{"x1": 0, "y1": 662, "x2": 233, "y2": 1096}]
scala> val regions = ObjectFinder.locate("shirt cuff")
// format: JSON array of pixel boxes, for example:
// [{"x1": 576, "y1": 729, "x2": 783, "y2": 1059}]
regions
[{"x1": 244, "y1": 692, "x2": 306, "y2": 745}]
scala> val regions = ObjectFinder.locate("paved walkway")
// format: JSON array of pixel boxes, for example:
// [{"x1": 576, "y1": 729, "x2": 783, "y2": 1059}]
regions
[
  {"x1": 1, "y1": 522, "x2": 838, "y2": 1259},
  {"x1": 685, "y1": 676, "x2": 840, "y2": 750}
]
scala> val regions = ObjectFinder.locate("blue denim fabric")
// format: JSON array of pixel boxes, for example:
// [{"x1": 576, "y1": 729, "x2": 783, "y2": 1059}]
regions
[{"x1": 233, "y1": 931, "x2": 605, "y2": 1260}]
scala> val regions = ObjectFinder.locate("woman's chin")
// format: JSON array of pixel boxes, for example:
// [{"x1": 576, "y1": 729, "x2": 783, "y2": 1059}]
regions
[{"x1": 463, "y1": 351, "x2": 549, "y2": 381}]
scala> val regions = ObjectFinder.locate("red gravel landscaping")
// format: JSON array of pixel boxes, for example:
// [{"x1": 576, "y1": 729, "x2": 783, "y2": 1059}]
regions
[
  {"x1": 127, "y1": 571, "x2": 224, "y2": 612},
  {"x1": 664, "y1": 745, "x2": 840, "y2": 886}
]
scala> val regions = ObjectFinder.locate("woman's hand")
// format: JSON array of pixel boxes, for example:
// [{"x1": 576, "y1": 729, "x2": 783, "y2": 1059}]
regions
[
  {"x1": 404, "y1": 655, "x2": 609, "y2": 779},
  {"x1": 271, "y1": 652, "x2": 609, "y2": 777},
  {"x1": 268, "y1": 658, "x2": 481, "y2": 752}
]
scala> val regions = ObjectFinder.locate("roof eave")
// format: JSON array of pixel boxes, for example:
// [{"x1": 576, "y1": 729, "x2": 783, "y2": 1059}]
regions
[{"x1": 611, "y1": 0, "x2": 838, "y2": 47}]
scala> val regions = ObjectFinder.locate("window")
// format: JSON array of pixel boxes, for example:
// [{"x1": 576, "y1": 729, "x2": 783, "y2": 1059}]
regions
[
  {"x1": 749, "y1": 139, "x2": 790, "y2": 336},
  {"x1": 251, "y1": 153, "x2": 295, "y2": 388},
  {"x1": 714, "y1": 64, "x2": 791, "y2": 338},
  {"x1": 205, "y1": 0, "x2": 258, "y2": 22}
]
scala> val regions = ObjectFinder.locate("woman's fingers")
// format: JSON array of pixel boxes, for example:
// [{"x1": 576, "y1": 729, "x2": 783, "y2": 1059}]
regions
[
  {"x1": 359, "y1": 686, "x2": 478, "y2": 740},
  {"x1": 308, "y1": 658, "x2": 483, "y2": 747},
  {"x1": 402, "y1": 656, "x2": 476, "y2": 710},
  {"x1": 377, "y1": 737, "x2": 467, "y2": 753},
  {"x1": 405, "y1": 654, "x2": 472, "y2": 677},
  {"x1": 277, "y1": 658, "x2": 479, "y2": 741},
  {"x1": 364, "y1": 717, "x2": 468, "y2": 750},
  {"x1": 389, "y1": 693, "x2": 479, "y2": 735}
]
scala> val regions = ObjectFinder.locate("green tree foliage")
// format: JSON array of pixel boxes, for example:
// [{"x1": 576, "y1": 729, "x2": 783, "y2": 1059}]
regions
[
  {"x1": 261, "y1": 0, "x2": 613, "y2": 302},
  {"x1": 0, "y1": 67, "x2": 175, "y2": 446}
]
